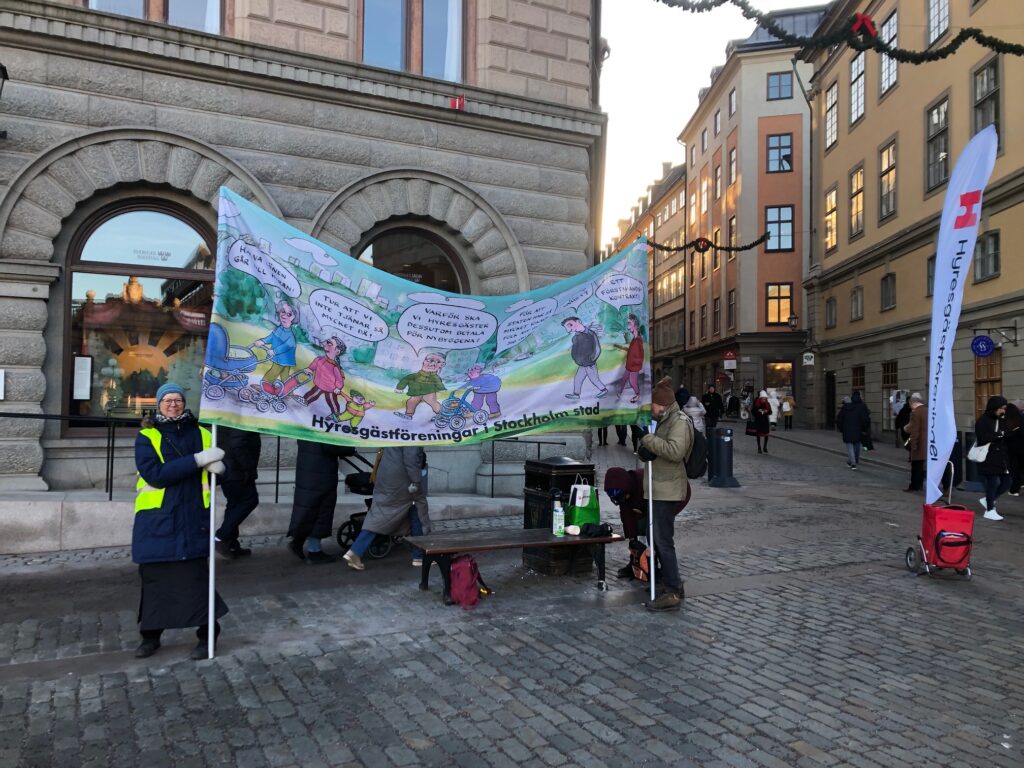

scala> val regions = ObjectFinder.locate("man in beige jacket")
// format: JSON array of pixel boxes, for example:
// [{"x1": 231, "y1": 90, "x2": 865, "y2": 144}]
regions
[{"x1": 638, "y1": 376, "x2": 694, "y2": 612}]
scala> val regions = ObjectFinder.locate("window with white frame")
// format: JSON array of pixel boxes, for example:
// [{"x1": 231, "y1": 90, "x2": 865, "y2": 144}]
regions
[
  {"x1": 974, "y1": 231, "x2": 1000, "y2": 282},
  {"x1": 765, "y1": 206, "x2": 794, "y2": 252},
  {"x1": 825, "y1": 82, "x2": 838, "y2": 149},
  {"x1": 927, "y1": 0, "x2": 949, "y2": 46},
  {"x1": 729, "y1": 88, "x2": 737, "y2": 116},
  {"x1": 849, "y1": 166, "x2": 864, "y2": 238},
  {"x1": 714, "y1": 166, "x2": 722, "y2": 199},
  {"x1": 850, "y1": 52, "x2": 865, "y2": 123},
  {"x1": 881, "y1": 273, "x2": 896, "y2": 310},
  {"x1": 700, "y1": 179, "x2": 708, "y2": 214},
  {"x1": 927, "y1": 98, "x2": 949, "y2": 190},
  {"x1": 727, "y1": 289, "x2": 736, "y2": 329},
  {"x1": 729, "y1": 147, "x2": 737, "y2": 185},
  {"x1": 690, "y1": 145, "x2": 696, "y2": 167},
  {"x1": 824, "y1": 187, "x2": 837, "y2": 251},
  {"x1": 713, "y1": 297, "x2": 721, "y2": 335},
  {"x1": 701, "y1": 129, "x2": 708, "y2": 152},
  {"x1": 689, "y1": 193, "x2": 696, "y2": 226},
  {"x1": 880, "y1": 12, "x2": 898, "y2": 93},
  {"x1": 714, "y1": 110, "x2": 721, "y2": 136},
  {"x1": 700, "y1": 304, "x2": 707, "y2": 339},
  {"x1": 973, "y1": 59, "x2": 999, "y2": 139},
  {"x1": 766, "y1": 134, "x2": 793, "y2": 173},
  {"x1": 728, "y1": 216, "x2": 737, "y2": 251},
  {"x1": 879, "y1": 142, "x2": 896, "y2": 219},
  {"x1": 851, "y1": 286, "x2": 864, "y2": 320},
  {"x1": 671, "y1": 198, "x2": 677, "y2": 216}
]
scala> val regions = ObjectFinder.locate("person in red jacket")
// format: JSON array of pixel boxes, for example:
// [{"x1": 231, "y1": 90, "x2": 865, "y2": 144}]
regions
[{"x1": 614, "y1": 313, "x2": 644, "y2": 403}]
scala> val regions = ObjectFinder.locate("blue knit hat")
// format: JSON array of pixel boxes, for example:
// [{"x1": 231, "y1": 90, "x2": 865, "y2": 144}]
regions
[{"x1": 155, "y1": 382, "x2": 186, "y2": 405}]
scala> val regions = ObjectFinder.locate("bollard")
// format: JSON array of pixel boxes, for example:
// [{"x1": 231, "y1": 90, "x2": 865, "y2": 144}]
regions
[
  {"x1": 708, "y1": 427, "x2": 741, "y2": 488},
  {"x1": 706, "y1": 427, "x2": 718, "y2": 481},
  {"x1": 959, "y1": 430, "x2": 985, "y2": 492}
]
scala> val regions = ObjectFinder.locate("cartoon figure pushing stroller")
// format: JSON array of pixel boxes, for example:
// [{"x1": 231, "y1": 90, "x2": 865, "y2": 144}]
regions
[{"x1": 433, "y1": 388, "x2": 488, "y2": 430}]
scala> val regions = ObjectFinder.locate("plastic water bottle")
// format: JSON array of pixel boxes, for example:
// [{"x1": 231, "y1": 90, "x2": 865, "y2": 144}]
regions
[{"x1": 552, "y1": 500, "x2": 565, "y2": 537}]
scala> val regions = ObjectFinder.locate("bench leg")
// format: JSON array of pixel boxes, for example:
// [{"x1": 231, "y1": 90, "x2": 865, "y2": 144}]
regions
[
  {"x1": 595, "y1": 543, "x2": 607, "y2": 591},
  {"x1": 438, "y1": 555, "x2": 454, "y2": 606},
  {"x1": 419, "y1": 555, "x2": 433, "y2": 591}
]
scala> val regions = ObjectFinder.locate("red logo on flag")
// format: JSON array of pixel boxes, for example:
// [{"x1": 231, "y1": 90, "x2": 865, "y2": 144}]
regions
[
  {"x1": 954, "y1": 190, "x2": 981, "y2": 229},
  {"x1": 450, "y1": 95, "x2": 465, "y2": 111}
]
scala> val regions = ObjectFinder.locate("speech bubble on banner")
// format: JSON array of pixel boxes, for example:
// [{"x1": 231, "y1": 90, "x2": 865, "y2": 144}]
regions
[
  {"x1": 398, "y1": 303, "x2": 497, "y2": 355},
  {"x1": 227, "y1": 238, "x2": 301, "y2": 298},
  {"x1": 308, "y1": 289, "x2": 389, "y2": 343},
  {"x1": 559, "y1": 283, "x2": 594, "y2": 311},
  {"x1": 496, "y1": 298, "x2": 558, "y2": 354},
  {"x1": 596, "y1": 273, "x2": 644, "y2": 310},
  {"x1": 406, "y1": 292, "x2": 486, "y2": 310},
  {"x1": 285, "y1": 237, "x2": 336, "y2": 267}
]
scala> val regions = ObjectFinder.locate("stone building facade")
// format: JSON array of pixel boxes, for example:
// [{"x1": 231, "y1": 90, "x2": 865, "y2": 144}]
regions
[{"x1": 0, "y1": 0, "x2": 606, "y2": 547}]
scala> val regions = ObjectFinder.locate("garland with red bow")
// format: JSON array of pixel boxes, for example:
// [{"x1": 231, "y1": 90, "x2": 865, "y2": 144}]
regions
[{"x1": 655, "y1": 0, "x2": 1024, "y2": 62}]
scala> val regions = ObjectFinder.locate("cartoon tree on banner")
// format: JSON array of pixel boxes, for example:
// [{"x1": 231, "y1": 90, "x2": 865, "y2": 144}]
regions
[{"x1": 216, "y1": 270, "x2": 267, "y2": 322}]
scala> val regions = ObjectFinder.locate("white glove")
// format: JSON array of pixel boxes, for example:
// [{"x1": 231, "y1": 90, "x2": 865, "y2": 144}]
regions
[
  {"x1": 194, "y1": 447, "x2": 225, "y2": 468},
  {"x1": 408, "y1": 483, "x2": 419, "y2": 494},
  {"x1": 206, "y1": 461, "x2": 226, "y2": 476}
]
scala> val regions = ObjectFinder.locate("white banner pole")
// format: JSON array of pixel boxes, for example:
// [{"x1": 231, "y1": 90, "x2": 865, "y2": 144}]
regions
[
  {"x1": 208, "y1": 424, "x2": 218, "y2": 659},
  {"x1": 647, "y1": 457, "x2": 655, "y2": 602}
]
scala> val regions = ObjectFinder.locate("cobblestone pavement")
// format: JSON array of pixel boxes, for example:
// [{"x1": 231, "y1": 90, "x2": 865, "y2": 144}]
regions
[{"x1": 2, "y1": 435, "x2": 1023, "y2": 767}]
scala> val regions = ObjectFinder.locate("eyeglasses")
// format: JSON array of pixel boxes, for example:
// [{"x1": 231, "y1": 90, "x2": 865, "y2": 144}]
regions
[{"x1": 161, "y1": 398, "x2": 185, "y2": 405}]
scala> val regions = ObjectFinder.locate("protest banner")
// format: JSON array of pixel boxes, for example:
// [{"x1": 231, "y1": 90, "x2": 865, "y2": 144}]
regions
[{"x1": 200, "y1": 188, "x2": 651, "y2": 447}]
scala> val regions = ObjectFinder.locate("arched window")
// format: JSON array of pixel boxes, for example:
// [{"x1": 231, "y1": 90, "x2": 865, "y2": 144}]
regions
[
  {"x1": 355, "y1": 227, "x2": 466, "y2": 293},
  {"x1": 65, "y1": 200, "x2": 215, "y2": 427}
]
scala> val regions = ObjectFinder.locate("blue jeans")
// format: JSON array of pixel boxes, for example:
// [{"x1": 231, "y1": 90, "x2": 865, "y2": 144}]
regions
[
  {"x1": 350, "y1": 505, "x2": 423, "y2": 558},
  {"x1": 845, "y1": 442, "x2": 861, "y2": 466}
]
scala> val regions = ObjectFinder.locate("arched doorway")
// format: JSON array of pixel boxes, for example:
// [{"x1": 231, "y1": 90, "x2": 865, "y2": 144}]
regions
[{"x1": 354, "y1": 225, "x2": 468, "y2": 293}]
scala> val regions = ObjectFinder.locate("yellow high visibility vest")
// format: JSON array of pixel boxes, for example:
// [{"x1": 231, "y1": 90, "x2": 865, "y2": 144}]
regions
[{"x1": 135, "y1": 426, "x2": 213, "y2": 513}]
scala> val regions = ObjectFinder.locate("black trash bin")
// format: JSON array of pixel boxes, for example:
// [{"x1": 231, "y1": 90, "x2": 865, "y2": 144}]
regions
[{"x1": 523, "y1": 456, "x2": 594, "y2": 575}]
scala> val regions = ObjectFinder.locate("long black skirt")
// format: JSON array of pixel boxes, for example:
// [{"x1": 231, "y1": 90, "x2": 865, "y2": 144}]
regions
[{"x1": 138, "y1": 558, "x2": 229, "y2": 631}]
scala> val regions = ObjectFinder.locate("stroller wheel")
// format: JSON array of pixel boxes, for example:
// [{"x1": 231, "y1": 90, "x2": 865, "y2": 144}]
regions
[
  {"x1": 272, "y1": 398, "x2": 287, "y2": 413},
  {"x1": 336, "y1": 519, "x2": 360, "y2": 551},
  {"x1": 434, "y1": 417, "x2": 450, "y2": 429},
  {"x1": 255, "y1": 398, "x2": 270, "y2": 413},
  {"x1": 450, "y1": 415, "x2": 466, "y2": 430},
  {"x1": 206, "y1": 384, "x2": 225, "y2": 400},
  {"x1": 238, "y1": 386, "x2": 255, "y2": 403},
  {"x1": 472, "y1": 410, "x2": 488, "y2": 425},
  {"x1": 905, "y1": 546, "x2": 922, "y2": 574},
  {"x1": 368, "y1": 535, "x2": 392, "y2": 559}
]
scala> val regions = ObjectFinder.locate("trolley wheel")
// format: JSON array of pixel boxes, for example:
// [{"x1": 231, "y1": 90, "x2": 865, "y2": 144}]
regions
[
  {"x1": 368, "y1": 535, "x2": 392, "y2": 559},
  {"x1": 206, "y1": 384, "x2": 225, "y2": 400},
  {"x1": 336, "y1": 520, "x2": 359, "y2": 551},
  {"x1": 473, "y1": 410, "x2": 488, "y2": 425},
  {"x1": 450, "y1": 415, "x2": 466, "y2": 430},
  {"x1": 956, "y1": 568, "x2": 972, "y2": 579},
  {"x1": 238, "y1": 386, "x2": 255, "y2": 403},
  {"x1": 272, "y1": 398, "x2": 286, "y2": 413},
  {"x1": 255, "y1": 398, "x2": 270, "y2": 413},
  {"x1": 905, "y1": 546, "x2": 922, "y2": 574}
]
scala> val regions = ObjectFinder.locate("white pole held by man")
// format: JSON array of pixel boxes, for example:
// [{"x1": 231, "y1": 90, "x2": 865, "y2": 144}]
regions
[{"x1": 207, "y1": 424, "x2": 218, "y2": 660}]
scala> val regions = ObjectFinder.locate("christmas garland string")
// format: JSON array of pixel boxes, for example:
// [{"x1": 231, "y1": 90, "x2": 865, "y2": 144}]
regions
[
  {"x1": 655, "y1": 0, "x2": 1024, "y2": 62},
  {"x1": 642, "y1": 231, "x2": 770, "y2": 253}
]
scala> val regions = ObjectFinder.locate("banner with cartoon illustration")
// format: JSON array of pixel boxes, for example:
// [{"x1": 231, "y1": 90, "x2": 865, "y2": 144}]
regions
[{"x1": 199, "y1": 188, "x2": 651, "y2": 447}]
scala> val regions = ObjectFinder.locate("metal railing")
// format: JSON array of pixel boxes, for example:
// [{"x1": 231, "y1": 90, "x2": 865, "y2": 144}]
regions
[{"x1": 489, "y1": 437, "x2": 567, "y2": 498}]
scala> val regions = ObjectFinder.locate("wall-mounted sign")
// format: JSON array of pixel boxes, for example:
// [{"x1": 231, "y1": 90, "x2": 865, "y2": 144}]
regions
[
  {"x1": 802, "y1": 352, "x2": 815, "y2": 366},
  {"x1": 723, "y1": 350, "x2": 737, "y2": 370},
  {"x1": 970, "y1": 335, "x2": 995, "y2": 358}
]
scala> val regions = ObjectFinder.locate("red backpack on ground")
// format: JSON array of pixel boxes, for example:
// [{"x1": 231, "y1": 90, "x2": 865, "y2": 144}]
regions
[{"x1": 449, "y1": 555, "x2": 491, "y2": 609}]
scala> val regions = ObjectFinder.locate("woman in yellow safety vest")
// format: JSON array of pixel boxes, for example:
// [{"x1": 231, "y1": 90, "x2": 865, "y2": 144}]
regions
[{"x1": 133, "y1": 382, "x2": 229, "y2": 660}]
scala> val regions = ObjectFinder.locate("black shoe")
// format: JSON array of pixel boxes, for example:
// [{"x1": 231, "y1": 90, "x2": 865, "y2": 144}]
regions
[
  {"x1": 616, "y1": 564, "x2": 634, "y2": 579},
  {"x1": 305, "y1": 550, "x2": 336, "y2": 565},
  {"x1": 134, "y1": 639, "x2": 160, "y2": 658},
  {"x1": 287, "y1": 537, "x2": 306, "y2": 561},
  {"x1": 216, "y1": 539, "x2": 252, "y2": 559},
  {"x1": 190, "y1": 640, "x2": 214, "y2": 660}
]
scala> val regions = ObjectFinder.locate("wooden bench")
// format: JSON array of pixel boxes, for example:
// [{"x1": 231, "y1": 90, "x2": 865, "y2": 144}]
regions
[{"x1": 404, "y1": 528, "x2": 625, "y2": 605}]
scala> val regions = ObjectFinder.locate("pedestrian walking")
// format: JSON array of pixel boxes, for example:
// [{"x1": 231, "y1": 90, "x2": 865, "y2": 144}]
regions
[
  {"x1": 902, "y1": 393, "x2": 926, "y2": 491},
  {"x1": 614, "y1": 424, "x2": 628, "y2": 446},
  {"x1": 214, "y1": 426, "x2": 261, "y2": 559},
  {"x1": 1007, "y1": 401, "x2": 1024, "y2": 497},
  {"x1": 975, "y1": 396, "x2": 1015, "y2": 520},
  {"x1": 132, "y1": 382, "x2": 229, "y2": 660},
  {"x1": 682, "y1": 393, "x2": 706, "y2": 435},
  {"x1": 629, "y1": 424, "x2": 645, "y2": 454},
  {"x1": 701, "y1": 384, "x2": 724, "y2": 430},
  {"x1": 344, "y1": 447, "x2": 430, "y2": 570},
  {"x1": 637, "y1": 376, "x2": 694, "y2": 612},
  {"x1": 750, "y1": 390, "x2": 771, "y2": 454},
  {"x1": 781, "y1": 392, "x2": 796, "y2": 430},
  {"x1": 287, "y1": 440, "x2": 356, "y2": 563},
  {"x1": 767, "y1": 390, "x2": 780, "y2": 431},
  {"x1": 837, "y1": 391, "x2": 870, "y2": 469},
  {"x1": 597, "y1": 426, "x2": 609, "y2": 446}
]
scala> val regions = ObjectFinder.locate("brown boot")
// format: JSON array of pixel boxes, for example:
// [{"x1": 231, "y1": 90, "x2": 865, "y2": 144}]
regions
[{"x1": 645, "y1": 589, "x2": 682, "y2": 612}]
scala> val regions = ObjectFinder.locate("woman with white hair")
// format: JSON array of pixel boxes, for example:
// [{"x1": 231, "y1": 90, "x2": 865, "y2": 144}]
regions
[{"x1": 902, "y1": 393, "x2": 927, "y2": 492}]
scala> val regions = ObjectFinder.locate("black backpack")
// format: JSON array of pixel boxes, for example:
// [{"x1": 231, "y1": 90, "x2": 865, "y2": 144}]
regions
[{"x1": 684, "y1": 416, "x2": 708, "y2": 479}]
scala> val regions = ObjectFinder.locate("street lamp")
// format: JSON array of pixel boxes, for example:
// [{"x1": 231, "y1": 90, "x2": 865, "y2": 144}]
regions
[{"x1": 787, "y1": 312, "x2": 799, "y2": 331}]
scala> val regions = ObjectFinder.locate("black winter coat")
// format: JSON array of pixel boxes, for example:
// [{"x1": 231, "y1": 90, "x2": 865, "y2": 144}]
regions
[
  {"x1": 975, "y1": 413, "x2": 1010, "y2": 475},
  {"x1": 290, "y1": 439, "x2": 356, "y2": 524},
  {"x1": 837, "y1": 395, "x2": 870, "y2": 443},
  {"x1": 219, "y1": 426, "x2": 261, "y2": 485}
]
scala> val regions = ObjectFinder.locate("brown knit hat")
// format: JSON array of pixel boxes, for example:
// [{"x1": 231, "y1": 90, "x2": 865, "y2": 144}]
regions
[{"x1": 652, "y1": 376, "x2": 675, "y2": 406}]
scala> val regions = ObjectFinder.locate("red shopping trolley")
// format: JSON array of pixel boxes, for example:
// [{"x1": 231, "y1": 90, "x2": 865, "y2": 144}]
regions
[{"x1": 904, "y1": 479, "x2": 974, "y2": 578}]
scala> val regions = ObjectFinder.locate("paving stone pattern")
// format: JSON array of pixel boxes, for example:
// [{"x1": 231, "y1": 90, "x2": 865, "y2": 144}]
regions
[{"x1": 1, "y1": 436, "x2": 1023, "y2": 767}]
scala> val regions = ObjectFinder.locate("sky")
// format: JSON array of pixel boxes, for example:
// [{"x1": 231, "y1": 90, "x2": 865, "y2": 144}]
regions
[{"x1": 598, "y1": 0, "x2": 827, "y2": 247}]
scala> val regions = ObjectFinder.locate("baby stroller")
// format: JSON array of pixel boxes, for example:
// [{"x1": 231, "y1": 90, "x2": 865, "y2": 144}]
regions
[
  {"x1": 202, "y1": 322, "x2": 260, "y2": 401},
  {"x1": 433, "y1": 388, "x2": 488, "y2": 430},
  {"x1": 905, "y1": 470, "x2": 974, "y2": 579},
  {"x1": 335, "y1": 453, "x2": 394, "y2": 558}
]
